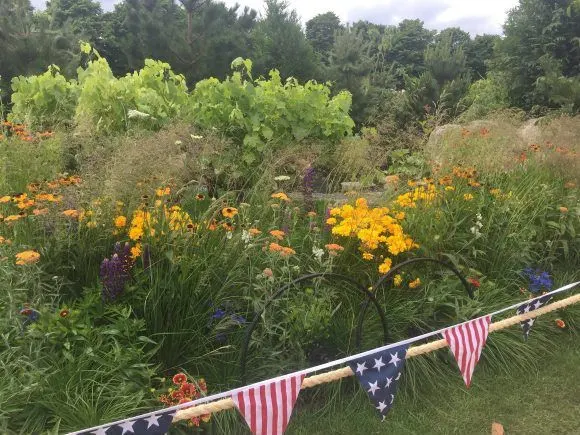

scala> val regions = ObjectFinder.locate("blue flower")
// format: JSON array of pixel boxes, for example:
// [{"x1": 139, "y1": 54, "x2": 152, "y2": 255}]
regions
[
  {"x1": 522, "y1": 268, "x2": 553, "y2": 293},
  {"x1": 211, "y1": 308, "x2": 227, "y2": 320}
]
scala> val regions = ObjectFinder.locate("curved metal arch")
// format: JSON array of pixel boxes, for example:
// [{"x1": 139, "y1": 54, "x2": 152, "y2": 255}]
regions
[
  {"x1": 239, "y1": 272, "x2": 389, "y2": 384},
  {"x1": 355, "y1": 257, "x2": 474, "y2": 349}
]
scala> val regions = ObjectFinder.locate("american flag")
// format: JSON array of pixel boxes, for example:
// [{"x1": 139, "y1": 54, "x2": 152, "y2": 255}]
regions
[
  {"x1": 443, "y1": 316, "x2": 491, "y2": 388},
  {"x1": 516, "y1": 294, "x2": 552, "y2": 339},
  {"x1": 347, "y1": 343, "x2": 409, "y2": 421},
  {"x1": 232, "y1": 373, "x2": 305, "y2": 435},
  {"x1": 78, "y1": 409, "x2": 175, "y2": 435}
]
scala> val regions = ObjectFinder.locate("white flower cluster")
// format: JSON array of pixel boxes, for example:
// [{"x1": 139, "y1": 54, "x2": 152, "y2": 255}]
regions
[
  {"x1": 312, "y1": 246, "x2": 324, "y2": 261},
  {"x1": 470, "y1": 213, "x2": 483, "y2": 239}
]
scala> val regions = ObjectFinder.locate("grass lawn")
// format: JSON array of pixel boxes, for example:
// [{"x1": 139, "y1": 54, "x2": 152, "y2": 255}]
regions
[{"x1": 288, "y1": 334, "x2": 580, "y2": 434}]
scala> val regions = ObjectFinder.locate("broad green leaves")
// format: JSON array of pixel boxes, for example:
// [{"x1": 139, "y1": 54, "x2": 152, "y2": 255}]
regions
[{"x1": 190, "y1": 60, "x2": 355, "y2": 164}]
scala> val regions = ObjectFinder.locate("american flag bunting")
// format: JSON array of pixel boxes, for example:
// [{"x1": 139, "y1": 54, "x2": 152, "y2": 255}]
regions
[
  {"x1": 516, "y1": 294, "x2": 552, "y2": 339},
  {"x1": 443, "y1": 316, "x2": 491, "y2": 387},
  {"x1": 347, "y1": 343, "x2": 409, "y2": 421},
  {"x1": 78, "y1": 409, "x2": 175, "y2": 435},
  {"x1": 232, "y1": 373, "x2": 305, "y2": 435}
]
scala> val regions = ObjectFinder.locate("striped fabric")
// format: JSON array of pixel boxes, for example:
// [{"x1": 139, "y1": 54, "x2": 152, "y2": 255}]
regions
[
  {"x1": 443, "y1": 316, "x2": 492, "y2": 387},
  {"x1": 232, "y1": 374, "x2": 305, "y2": 435}
]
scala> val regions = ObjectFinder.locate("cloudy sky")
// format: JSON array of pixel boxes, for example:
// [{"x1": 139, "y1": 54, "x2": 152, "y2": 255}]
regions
[{"x1": 31, "y1": 0, "x2": 519, "y2": 35}]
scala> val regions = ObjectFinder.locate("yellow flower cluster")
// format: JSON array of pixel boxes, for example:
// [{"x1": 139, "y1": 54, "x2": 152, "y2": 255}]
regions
[
  {"x1": 129, "y1": 210, "x2": 156, "y2": 241},
  {"x1": 327, "y1": 198, "x2": 418, "y2": 274},
  {"x1": 395, "y1": 182, "x2": 437, "y2": 208},
  {"x1": 165, "y1": 205, "x2": 193, "y2": 231}
]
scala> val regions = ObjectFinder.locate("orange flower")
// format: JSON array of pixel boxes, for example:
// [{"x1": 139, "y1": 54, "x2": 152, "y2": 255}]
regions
[
  {"x1": 4, "y1": 214, "x2": 24, "y2": 223},
  {"x1": 564, "y1": 181, "x2": 576, "y2": 189},
  {"x1": 59, "y1": 309, "x2": 70, "y2": 318},
  {"x1": 15, "y1": 250, "x2": 40, "y2": 265},
  {"x1": 325, "y1": 243, "x2": 344, "y2": 252},
  {"x1": 62, "y1": 209, "x2": 80, "y2": 219},
  {"x1": 408, "y1": 277, "x2": 421, "y2": 289},
  {"x1": 281, "y1": 246, "x2": 296, "y2": 257},
  {"x1": 156, "y1": 187, "x2": 171, "y2": 197},
  {"x1": 0, "y1": 195, "x2": 11, "y2": 203},
  {"x1": 555, "y1": 319, "x2": 566, "y2": 329},
  {"x1": 271, "y1": 192, "x2": 290, "y2": 202},
  {"x1": 263, "y1": 268, "x2": 273, "y2": 277},
  {"x1": 195, "y1": 193, "x2": 205, "y2": 201},
  {"x1": 33, "y1": 208, "x2": 49, "y2": 216},
  {"x1": 307, "y1": 211, "x2": 317, "y2": 217},
  {"x1": 559, "y1": 207, "x2": 568, "y2": 213},
  {"x1": 222, "y1": 222, "x2": 234, "y2": 231},
  {"x1": 268, "y1": 242, "x2": 283, "y2": 252},
  {"x1": 115, "y1": 216, "x2": 127, "y2": 228},
  {"x1": 248, "y1": 228, "x2": 262, "y2": 236},
  {"x1": 269, "y1": 229, "x2": 285, "y2": 240}
]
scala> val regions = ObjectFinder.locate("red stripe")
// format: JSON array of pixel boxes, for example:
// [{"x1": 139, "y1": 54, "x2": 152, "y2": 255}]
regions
[
  {"x1": 270, "y1": 380, "x2": 278, "y2": 435},
  {"x1": 249, "y1": 387, "x2": 257, "y2": 433},
  {"x1": 237, "y1": 392, "x2": 245, "y2": 422},
  {"x1": 260, "y1": 384, "x2": 267, "y2": 434},
  {"x1": 281, "y1": 378, "x2": 288, "y2": 433}
]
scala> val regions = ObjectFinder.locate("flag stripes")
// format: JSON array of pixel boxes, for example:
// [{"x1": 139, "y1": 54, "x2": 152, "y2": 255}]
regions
[
  {"x1": 443, "y1": 316, "x2": 491, "y2": 387},
  {"x1": 232, "y1": 374, "x2": 304, "y2": 435}
]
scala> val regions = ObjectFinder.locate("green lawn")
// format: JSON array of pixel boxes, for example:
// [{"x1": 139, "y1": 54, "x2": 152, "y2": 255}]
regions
[{"x1": 288, "y1": 335, "x2": 580, "y2": 434}]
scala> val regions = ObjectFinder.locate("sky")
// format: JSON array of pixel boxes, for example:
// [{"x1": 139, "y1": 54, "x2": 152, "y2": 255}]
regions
[{"x1": 30, "y1": 0, "x2": 519, "y2": 35}]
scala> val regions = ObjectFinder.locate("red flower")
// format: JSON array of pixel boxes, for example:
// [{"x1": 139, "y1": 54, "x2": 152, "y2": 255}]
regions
[
  {"x1": 172, "y1": 373, "x2": 187, "y2": 385},
  {"x1": 170, "y1": 390, "x2": 184, "y2": 401},
  {"x1": 555, "y1": 319, "x2": 566, "y2": 329},
  {"x1": 20, "y1": 308, "x2": 32, "y2": 316},
  {"x1": 467, "y1": 277, "x2": 481, "y2": 288},
  {"x1": 198, "y1": 378, "x2": 208, "y2": 393},
  {"x1": 59, "y1": 309, "x2": 70, "y2": 318},
  {"x1": 180, "y1": 382, "x2": 197, "y2": 398}
]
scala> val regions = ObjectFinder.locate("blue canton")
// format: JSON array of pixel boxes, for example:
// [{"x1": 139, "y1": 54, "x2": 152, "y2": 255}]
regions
[
  {"x1": 79, "y1": 409, "x2": 175, "y2": 435},
  {"x1": 348, "y1": 343, "x2": 409, "y2": 421},
  {"x1": 516, "y1": 294, "x2": 553, "y2": 339}
]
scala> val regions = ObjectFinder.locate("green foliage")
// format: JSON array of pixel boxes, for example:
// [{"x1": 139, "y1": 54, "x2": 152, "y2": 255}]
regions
[
  {"x1": 9, "y1": 65, "x2": 78, "y2": 130},
  {"x1": 189, "y1": 59, "x2": 354, "y2": 165},
  {"x1": 459, "y1": 75, "x2": 509, "y2": 121}
]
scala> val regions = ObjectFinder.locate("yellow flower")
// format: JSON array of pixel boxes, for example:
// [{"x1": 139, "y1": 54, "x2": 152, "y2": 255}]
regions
[
  {"x1": 489, "y1": 188, "x2": 501, "y2": 197},
  {"x1": 395, "y1": 212, "x2": 405, "y2": 220},
  {"x1": 0, "y1": 195, "x2": 11, "y2": 203},
  {"x1": 362, "y1": 252, "x2": 374, "y2": 260},
  {"x1": 156, "y1": 187, "x2": 171, "y2": 197},
  {"x1": 409, "y1": 278, "x2": 421, "y2": 289},
  {"x1": 393, "y1": 274, "x2": 402, "y2": 287},
  {"x1": 463, "y1": 193, "x2": 474, "y2": 201},
  {"x1": 222, "y1": 207, "x2": 238, "y2": 218},
  {"x1": 15, "y1": 250, "x2": 40, "y2": 265},
  {"x1": 131, "y1": 243, "x2": 142, "y2": 260},
  {"x1": 0, "y1": 236, "x2": 11, "y2": 245},
  {"x1": 271, "y1": 192, "x2": 290, "y2": 202},
  {"x1": 378, "y1": 258, "x2": 392, "y2": 274},
  {"x1": 326, "y1": 217, "x2": 337, "y2": 225},
  {"x1": 62, "y1": 209, "x2": 80, "y2": 219},
  {"x1": 559, "y1": 206, "x2": 568, "y2": 213},
  {"x1": 4, "y1": 214, "x2": 24, "y2": 223},
  {"x1": 115, "y1": 216, "x2": 127, "y2": 228},
  {"x1": 445, "y1": 186, "x2": 455, "y2": 191},
  {"x1": 129, "y1": 226, "x2": 144, "y2": 241},
  {"x1": 307, "y1": 211, "x2": 317, "y2": 217}
]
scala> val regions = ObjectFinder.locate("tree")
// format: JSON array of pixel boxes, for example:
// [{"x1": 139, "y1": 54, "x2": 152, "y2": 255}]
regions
[
  {"x1": 305, "y1": 12, "x2": 342, "y2": 64},
  {"x1": 435, "y1": 27, "x2": 471, "y2": 49},
  {"x1": 329, "y1": 27, "x2": 372, "y2": 124},
  {"x1": 465, "y1": 34, "x2": 499, "y2": 80},
  {"x1": 251, "y1": 0, "x2": 317, "y2": 80},
  {"x1": 491, "y1": 0, "x2": 580, "y2": 109}
]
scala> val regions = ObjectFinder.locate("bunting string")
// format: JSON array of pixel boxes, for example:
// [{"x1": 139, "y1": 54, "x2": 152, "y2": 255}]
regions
[{"x1": 172, "y1": 290, "x2": 580, "y2": 422}]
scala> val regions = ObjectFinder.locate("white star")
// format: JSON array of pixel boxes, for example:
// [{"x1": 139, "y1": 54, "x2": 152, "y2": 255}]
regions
[
  {"x1": 385, "y1": 377, "x2": 393, "y2": 388},
  {"x1": 523, "y1": 305, "x2": 531, "y2": 313},
  {"x1": 533, "y1": 300, "x2": 543, "y2": 310},
  {"x1": 395, "y1": 371, "x2": 402, "y2": 381},
  {"x1": 390, "y1": 393, "x2": 395, "y2": 404},
  {"x1": 376, "y1": 400, "x2": 388, "y2": 413},
  {"x1": 90, "y1": 428, "x2": 108, "y2": 435},
  {"x1": 373, "y1": 357, "x2": 386, "y2": 372},
  {"x1": 356, "y1": 362, "x2": 367, "y2": 376},
  {"x1": 388, "y1": 352, "x2": 402, "y2": 367},
  {"x1": 145, "y1": 414, "x2": 160, "y2": 429},
  {"x1": 527, "y1": 319, "x2": 535, "y2": 327},
  {"x1": 118, "y1": 420, "x2": 135, "y2": 435},
  {"x1": 367, "y1": 380, "x2": 381, "y2": 395}
]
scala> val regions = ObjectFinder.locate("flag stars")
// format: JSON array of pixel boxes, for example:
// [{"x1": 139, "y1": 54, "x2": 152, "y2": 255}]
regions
[
  {"x1": 373, "y1": 357, "x2": 386, "y2": 372},
  {"x1": 385, "y1": 377, "x2": 392, "y2": 388},
  {"x1": 388, "y1": 352, "x2": 402, "y2": 367},
  {"x1": 118, "y1": 420, "x2": 135, "y2": 435},
  {"x1": 376, "y1": 400, "x2": 388, "y2": 413},
  {"x1": 367, "y1": 380, "x2": 381, "y2": 395},
  {"x1": 145, "y1": 414, "x2": 160, "y2": 429},
  {"x1": 356, "y1": 361, "x2": 367, "y2": 376},
  {"x1": 533, "y1": 300, "x2": 543, "y2": 310}
]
